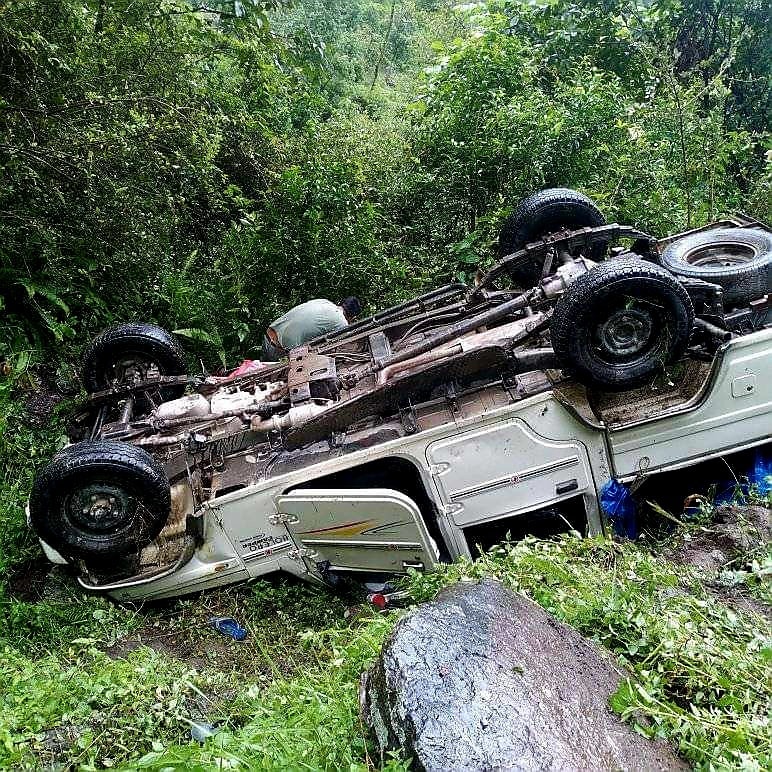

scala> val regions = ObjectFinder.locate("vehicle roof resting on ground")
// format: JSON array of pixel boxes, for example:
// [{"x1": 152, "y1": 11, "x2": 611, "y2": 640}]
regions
[{"x1": 28, "y1": 190, "x2": 772, "y2": 600}]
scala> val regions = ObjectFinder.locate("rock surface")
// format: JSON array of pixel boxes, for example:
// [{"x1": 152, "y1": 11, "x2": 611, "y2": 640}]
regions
[{"x1": 360, "y1": 579, "x2": 685, "y2": 771}]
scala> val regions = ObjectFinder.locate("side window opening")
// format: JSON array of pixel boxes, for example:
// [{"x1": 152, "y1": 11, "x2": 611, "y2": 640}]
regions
[
  {"x1": 632, "y1": 444, "x2": 769, "y2": 534},
  {"x1": 463, "y1": 496, "x2": 588, "y2": 559}
]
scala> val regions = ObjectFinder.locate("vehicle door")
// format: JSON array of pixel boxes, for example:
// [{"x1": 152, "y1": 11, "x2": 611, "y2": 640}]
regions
[
  {"x1": 427, "y1": 418, "x2": 594, "y2": 527},
  {"x1": 274, "y1": 488, "x2": 439, "y2": 575}
]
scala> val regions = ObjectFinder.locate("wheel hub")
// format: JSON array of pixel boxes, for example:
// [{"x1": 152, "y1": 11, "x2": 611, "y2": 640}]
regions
[
  {"x1": 597, "y1": 307, "x2": 653, "y2": 358},
  {"x1": 69, "y1": 483, "x2": 131, "y2": 532},
  {"x1": 111, "y1": 354, "x2": 160, "y2": 387}
]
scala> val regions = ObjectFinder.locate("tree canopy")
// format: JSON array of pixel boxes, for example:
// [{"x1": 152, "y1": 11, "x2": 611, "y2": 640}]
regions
[{"x1": 1, "y1": 0, "x2": 769, "y2": 369}]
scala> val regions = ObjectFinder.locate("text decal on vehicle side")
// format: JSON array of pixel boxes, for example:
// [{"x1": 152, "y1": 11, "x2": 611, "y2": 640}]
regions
[{"x1": 239, "y1": 533, "x2": 292, "y2": 561}]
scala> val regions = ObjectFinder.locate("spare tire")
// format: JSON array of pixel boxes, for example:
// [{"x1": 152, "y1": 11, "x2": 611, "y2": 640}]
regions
[
  {"x1": 82, "y1": 322, "x2": 187, "y2": 396},
  {"x1": 498, "y1": 188, "x2": 607, "y2": 284},
  {"x1": 659, "y1": 227, "x2": 772, "y2": 306},
  {"x1": 29, "y1": 441, "x2": 170, "y2": 560},
  {"x1": 551, "y1": 257, "x2": 694, "y2": 390}
]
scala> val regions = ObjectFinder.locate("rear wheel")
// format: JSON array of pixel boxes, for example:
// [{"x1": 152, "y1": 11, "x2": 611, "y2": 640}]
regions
[
  {"x1": 550, "y1": 257, "x2": 694, "y2": 390},
  {"x1": 82, "y1": 323, "x2": 187, "y2": 397},
  {"x1": 498, "y1": 188, "x2": 607, "y2": 284},
  {"x1": 29, "y1": 441, "x2": 170, "y2": 560},
  {"x1": 659, "y1": 228, "x2": 772, "y2": 306}
]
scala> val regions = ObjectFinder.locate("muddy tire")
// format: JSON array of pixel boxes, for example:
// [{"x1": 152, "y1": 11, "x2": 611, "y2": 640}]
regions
[
  {"x1": 551, "y1": 257, "x2": 694, "y2": 390},
  {"x1": 29, "y1": 441, "x2": 170, "y2": 559},
  {"x1": 82, "y1": 323, "x2": 187, "y2": 395},
  {"x1": 498, "y1": 188, "x2": 606, "y2": 283},
  {"x1": 660, "y1": 228, "x2": 772, "y2": 306}
]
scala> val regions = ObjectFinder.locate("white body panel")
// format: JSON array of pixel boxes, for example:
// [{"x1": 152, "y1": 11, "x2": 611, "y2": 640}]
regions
[
  {"x1": 609, "y1": 329, "x2": 772, "y2": 478},
  {"x1": 112, "y1": 390, "x2": 609, "y2": 599},
  {"x1": 107, "y1": 328, "x2": 770, "y2": 600},
  {"x1": 427, "y1": 419, "x2": 593, "y2": 527},
  {"x1": 110, "y1": 502, "x2": 250, "y2": 600}
]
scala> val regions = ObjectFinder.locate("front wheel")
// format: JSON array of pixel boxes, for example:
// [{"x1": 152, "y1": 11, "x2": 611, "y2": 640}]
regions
[
  {"x1": 29, "y1": 441, "x2": 171, "y2": 560},
  {"x1": 550, "y1": 257, "x2": 694, "y2": 390}
]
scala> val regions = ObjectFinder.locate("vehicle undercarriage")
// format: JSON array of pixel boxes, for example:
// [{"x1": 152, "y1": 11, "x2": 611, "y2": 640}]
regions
[{"x1": 28, "y1": 189, "x2": 772, "y2": 592}]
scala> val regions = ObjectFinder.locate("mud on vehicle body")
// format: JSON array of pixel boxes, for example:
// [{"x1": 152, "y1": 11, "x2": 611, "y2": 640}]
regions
[{"x1": 28, "y1": 190, "x2": 772, "y2": 600}]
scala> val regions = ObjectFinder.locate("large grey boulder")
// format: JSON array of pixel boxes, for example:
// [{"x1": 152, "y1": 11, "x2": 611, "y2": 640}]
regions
[{"x1": 360, "y1": 579, "x2": 685, "y2": 771}]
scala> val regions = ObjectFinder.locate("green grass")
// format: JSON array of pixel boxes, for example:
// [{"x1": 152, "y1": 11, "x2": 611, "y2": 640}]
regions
[
  {"x1": 0, "y1": 600, "x2": 402, "y2": 771},
  {"x1": 130, "y1": 616, "x2": 404, "y2": 771},
  {"x1": 3, "y1": 535, "x2": 769, "y2": 770},
  {"x1": 715, "y1": 544, "x2": 772, "y2": 606},
  {"x1": 2, "y1": 644, "x2": 218, "y2": 769}
]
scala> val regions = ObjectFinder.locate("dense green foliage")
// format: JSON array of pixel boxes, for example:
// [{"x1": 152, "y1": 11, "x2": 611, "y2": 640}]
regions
[
  {"x1": 1, "y1": 0, "x2": 769, "y2": 371},
  {"x1": 1, "y1": 1, "x2": 770, "y2": 769}
]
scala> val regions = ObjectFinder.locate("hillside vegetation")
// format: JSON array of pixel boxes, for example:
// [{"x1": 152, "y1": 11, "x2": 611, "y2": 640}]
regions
[
  {"x1": 1, "y1": 1, "x2": 770, "y2": 769},
  {"x1": 2, "y1": 0, "x2": 769, "y2": 367}
]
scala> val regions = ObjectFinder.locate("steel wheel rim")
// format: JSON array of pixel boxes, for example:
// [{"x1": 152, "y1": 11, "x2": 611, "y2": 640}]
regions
[
  {"x1": 684, "y1": 241, "x2": 758, "y2": 268},
  {"x1": 66, "y1": 482, "x2": 135, "y2": 533},
  {"x1": 591, "y1": 296, "x2": 668, "y2": 365}
]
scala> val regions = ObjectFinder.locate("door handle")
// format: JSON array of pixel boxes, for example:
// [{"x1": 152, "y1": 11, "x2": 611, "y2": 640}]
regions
[{"x1": 556, "y1": 479, "x2": 579, "y2": 495}]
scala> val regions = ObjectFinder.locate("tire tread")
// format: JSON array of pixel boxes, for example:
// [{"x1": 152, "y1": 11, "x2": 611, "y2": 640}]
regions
[
  {"x1": 660, "y1": 228, "x2": 772, "y2": 305},
  {"x1": 499, "y1": 187, "x2": 606, "y2": 257},
  {"x1": 29, "y1": 440, "x2": 170, "y2": 559},
  {"x1": 81, "y1": 323, "x2": 186, "y2": 393}
]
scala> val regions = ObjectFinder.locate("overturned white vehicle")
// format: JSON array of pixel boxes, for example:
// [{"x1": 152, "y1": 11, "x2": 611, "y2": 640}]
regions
[{"x1": 29, "y1": 189, "x2": 772, "y2": 600}]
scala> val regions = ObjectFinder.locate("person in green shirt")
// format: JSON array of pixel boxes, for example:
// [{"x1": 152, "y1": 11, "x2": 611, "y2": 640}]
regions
[{"x1": 263, "y1": 297, "x2": 362, "y2": 360}]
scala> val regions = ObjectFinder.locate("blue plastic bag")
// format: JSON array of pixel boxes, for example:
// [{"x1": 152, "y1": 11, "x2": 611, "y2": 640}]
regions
[
  {"x1": 714, "y1": 450, "x2": 771, "y2": 505},
  {"x1": 750, "y1": 451, "x2": 771, "y2": 496},
  {"x1": 209, "y1": 617, "x2": 247, "y2": 641},
  {"x1": 600, "y1": 479, "x2": 638, "y2": 539}
]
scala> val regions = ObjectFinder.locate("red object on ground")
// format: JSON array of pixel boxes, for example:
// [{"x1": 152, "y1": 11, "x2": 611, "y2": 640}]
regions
[{"x1": 369, "y1": 593, "x2": 388, "y2": 610}]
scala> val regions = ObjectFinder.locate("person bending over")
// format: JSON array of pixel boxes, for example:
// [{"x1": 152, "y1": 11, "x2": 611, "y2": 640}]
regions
[{"x1": 263, "y1": 296, "x2": 361, "y2": 360}]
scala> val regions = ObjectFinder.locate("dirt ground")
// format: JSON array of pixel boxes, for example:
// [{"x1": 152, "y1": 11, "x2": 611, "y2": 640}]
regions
[
  {"x1": 664, "y1": 504, "x2": 770, "y2": 618},
  {"x1": 7, "y1": 556, "x2": 54, "y2": 602},
  {"x1": 21, "y1": 366, "x2": 72, "y2": 427}
]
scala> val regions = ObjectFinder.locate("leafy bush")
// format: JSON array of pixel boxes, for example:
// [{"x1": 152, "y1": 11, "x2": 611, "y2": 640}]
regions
[
  {"x1": 400, "y1": 1, "x2": 768, "y2": 275},
  {"x1": 0, "y1": 0, "x2": 287, "y2": 361},
  {"x1": 1, "y1": 0, "x2": 768, "y2": 369}
]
